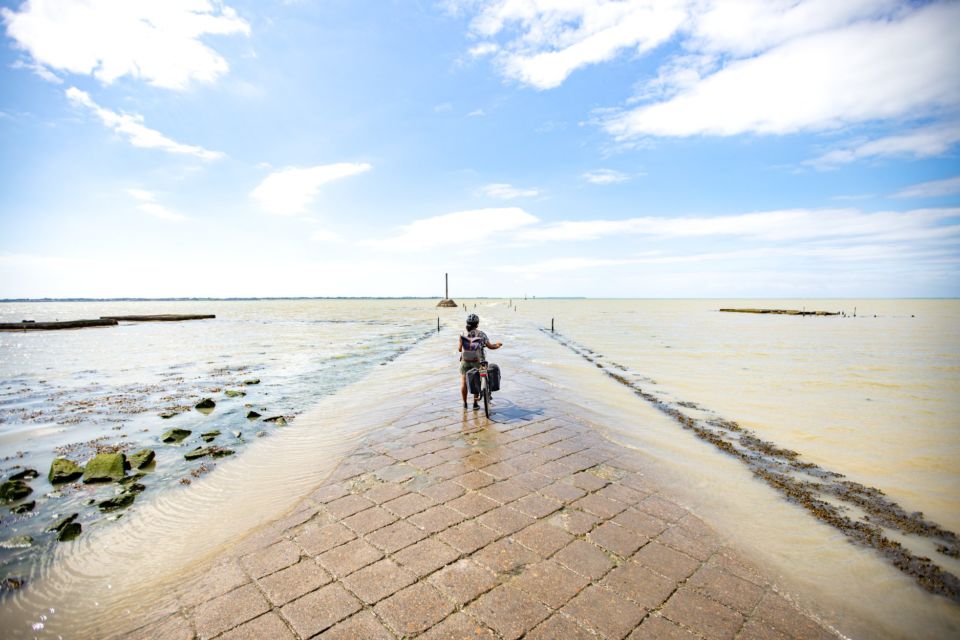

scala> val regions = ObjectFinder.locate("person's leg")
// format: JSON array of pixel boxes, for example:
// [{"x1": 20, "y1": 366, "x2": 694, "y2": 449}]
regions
[{"x1": 460, "y1": 373, "x2": 467, "y2": 407}]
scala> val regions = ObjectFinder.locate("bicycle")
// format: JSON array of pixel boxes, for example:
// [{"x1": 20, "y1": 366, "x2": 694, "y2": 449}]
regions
[
  {"x1": 466, "y1": 360, "x2": 493, "y2": 418},
  {"x1": 478, "y1": 360, "x2": 492, "y2": 418}
]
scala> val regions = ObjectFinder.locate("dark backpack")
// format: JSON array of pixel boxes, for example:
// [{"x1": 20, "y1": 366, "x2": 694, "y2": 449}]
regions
[{"x1": 460, "y1": 332, "x2": 484, "y2": 362}]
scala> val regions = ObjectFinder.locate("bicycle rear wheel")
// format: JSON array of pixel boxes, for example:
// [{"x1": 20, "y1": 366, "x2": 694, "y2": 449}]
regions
[{"x1": 483, "y1": 377, "x2": 490, "y2": 418}]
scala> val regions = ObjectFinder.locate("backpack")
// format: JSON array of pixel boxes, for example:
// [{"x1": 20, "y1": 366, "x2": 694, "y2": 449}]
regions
[{"x1": 460, "y1": 331, "x2": 485, "y2": 362}]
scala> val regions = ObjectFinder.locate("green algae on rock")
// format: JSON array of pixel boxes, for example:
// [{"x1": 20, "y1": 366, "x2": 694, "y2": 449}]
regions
[
  {"x1": 47, "y1": 513, "x2": 78, "y2": 533},
  {"x1": 224, "y1": 389, "x2": 246, "y2": 398},
  {"x1": 263, "y1": 416, "x2": 287, "y2": 426},
  {"x1": 161, "y1": 428, "x2": 191, "y2": 443},
  {"x1": 0, "y1": 480, "x2": 32, "y2": 503},
  {"x1": 10, "y1": 500, "x2": 35, "y2": 514},
  {"x1": 194, "y1": 398, "x2": 216, "y2": 411},
  {"x1": 200, "y1": 430, "x2": 221, "y2": 442},
  {"x1": 9, "y1": 468, "x2": 39, "y2": 481},
  {"x1": 82, "y1": 453, "x2": 126, "y2": 483},
  {"x1": 48, "y1": 458, "x2": 84, "y2": 484},
  {"x1": 57, "y1": 522, "x2": 82, "y2": 542},
  {"x1": 127, "y1": 448, "x2": 156, "y2": 469},
  {"x1": 184, "y1": 446, "x2": 234, "y2": 461},
  {"x1": 242, "y1": 378, "x2": 260, "y2": 385},
  {"x1": 98, "y1": 493, "x2": 135, "y2": 512},
  {"x1": 159, "y1": 411, "x2": 178, "y2": 419},
  {"x1": 246, "y1": 410, "x2": 261, "y2": 419}
]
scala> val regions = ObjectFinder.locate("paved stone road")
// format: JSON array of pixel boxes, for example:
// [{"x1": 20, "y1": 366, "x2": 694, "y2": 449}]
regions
[{"x1": 113, "y1": 339, "x2": 839, "y2": 640}]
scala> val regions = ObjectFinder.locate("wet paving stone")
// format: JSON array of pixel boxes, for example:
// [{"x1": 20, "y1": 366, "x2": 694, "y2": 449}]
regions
[
  {"x1": 468, "y1": 585, "x2": 551, "y2": 640},
  {"x1": 191, "y1": 584, "x2": 270, "y2": 640},
  {"x1": 375, "y1": 582, "x2": 454, "y2": 636},
  {"x1": 280, "y1": 582, "x2": 361, "y2": 638},
  {"x1": 511, "y1": 559, "x2": 591, "y2": 608},
  {"x1": 429, "y1": 558, "x2": 498, "y2": 605},
  {"x1": 257, "y1": 558, "x2": 332, "y2": 606},
  {"x1": 661, "y1": 588, "x2": 744, "y2": 640},
  {"x1": 123, "y1": 351, "x2": 841, "y2": 640}
]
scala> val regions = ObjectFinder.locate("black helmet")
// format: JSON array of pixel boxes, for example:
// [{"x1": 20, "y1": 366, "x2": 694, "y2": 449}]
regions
[{"x1": 466, "y1": 313, "x2": 479, "y2": 329}]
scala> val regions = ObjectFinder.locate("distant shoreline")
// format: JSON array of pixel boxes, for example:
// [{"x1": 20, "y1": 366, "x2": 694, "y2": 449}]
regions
[
  {"x1": 0, "y1": 296, "x2": 954, "y2": 303},
  {"x1": 0, "y1": 296, "x2": 588, "y2": 302}
]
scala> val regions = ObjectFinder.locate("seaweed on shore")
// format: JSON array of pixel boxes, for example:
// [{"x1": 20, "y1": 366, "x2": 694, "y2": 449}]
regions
[{"x1": 543, "y1": 328, "x2": 960, "y2": 602}]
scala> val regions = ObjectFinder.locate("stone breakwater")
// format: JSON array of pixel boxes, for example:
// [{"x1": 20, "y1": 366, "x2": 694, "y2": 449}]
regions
[
  {"x1": 108, "y1": 375, "x2": 838, "y2": 639},
  {"x1": 543, "y1": 329, "x2": 960, "y2": 603}
]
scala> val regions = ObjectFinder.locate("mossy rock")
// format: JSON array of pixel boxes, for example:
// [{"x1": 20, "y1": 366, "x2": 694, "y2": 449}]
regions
[
  {"x1": 9, "y1": 468, "x2": 39, "y2": 481},
  {"x1": 98, "y1": 493, "x2": 135, "y2": 512},
  {"x1": 124, "y1": 482, "x2": 146, "y2": 494},
  {"x1": 242, "y1": 378, "x2": 260, "y2": 385},
  {"x1": 185, "y1": 446, "x2": 234, "y2": 460},
  {"x1": 47, "y1": 513, "x2": 78, "y2": 533},
  {"x1": 264, "y1": 416, "x2": 287, "y2": 426},
  {"x1": 120, "y1": 473, "x2": 145, "y2": 485},
  {"x1": 246, "y1": 410, "x2": 261, "y2": 419},
  {"x1": 159, "y1": 411, "x2": 178, "y2": 419},
  {"x1": 127, "y1": 449, "x2": 155, "y2": 469},
  {"x1": 184, "y1": 447, "x2": 212, "y2": 461},
  {"x1": 161, "y1": 429, "x2": 191, "y2": 443},
  {"x1": 57, "y1": 522, "x2": 82, "y2": 542},
  {"x1": 82, "y1": 453, "x2": 126, "y2": 483},
  {"x1": 0, "y1": 480, "x2": 32, "y2": 503},
  {"x1": 48, "y1": 458, "x2": 83, "y2": 484},
  {"x1": 194, "y1": 398, "x2": 216, "y2": 410},
  {"x1": 10, "y1": 501, "x2": 35, "y2": 514},
  {"x1": 200, "y1": 430, "x2": 221, "y2": 443},
  {"x1": 224, "y1": 389, "x2": 246, "y2": 398}
]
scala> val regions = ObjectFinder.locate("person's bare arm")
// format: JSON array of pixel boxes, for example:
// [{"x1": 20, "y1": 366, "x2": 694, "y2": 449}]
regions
[
  {"x1": 458, "y1": 337, "x2": 463, "y2": 353},
  {"x1": 486, "y1": 339, "x2": 503, "y2": 349}
]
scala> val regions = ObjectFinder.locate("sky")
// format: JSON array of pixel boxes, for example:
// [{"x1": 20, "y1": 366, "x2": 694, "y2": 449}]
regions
[{"x1": 0, "y1": 0, "x2": 958, "y2": 298}]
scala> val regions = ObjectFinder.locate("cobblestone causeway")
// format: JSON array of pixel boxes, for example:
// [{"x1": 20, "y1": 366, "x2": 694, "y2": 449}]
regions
[{"x1": 114, "y1": 362, "x2": 839, "y2": 640}]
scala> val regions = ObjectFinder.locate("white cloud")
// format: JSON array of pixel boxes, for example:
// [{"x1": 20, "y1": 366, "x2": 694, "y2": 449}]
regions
[
  {"x1": 468, "y1": 42, "x2": 498, "y2": 57},
  {"x1": 582, "y1": 169, "x2": 631, "y2": 184},
  {"x1": 497, "y1": 243, "x2": 960, "y2": 275},
  {"x1": 310, "y1": 229, "x2": 345, "y2": 243},
  {"x1": 363, "y1": 207, "x2": 539, "y2": 251},
  {"x1": 250, "y1": 163, "x2": 372, "y2": 216},
  {"x1": 806, "y1": 121, "x2": 960, "y2": 168},
  {"x1": 67, "y1": 87, "x2": 224, "y2": 160},
  {"x1": 468, "y1": 109, "x2": 486, "y2": 117},
  {"x1": 689, "y1": 0, "x2": 901, "y2": 57},
  {"x1": 127, "y1": 188, "x2": 186, "y2": 221},
  {"x1": 478, "y1": 183, "x2": 539, "y2": 199},
  {"x1": 3, "y1": 0, "x2": 249, "y2": 90},
  {"x1": 434, "y1": 102, "x2": 453, "y2": 113},
  {"x1": 11, "y1": 58, "x2": 61, "y2": 83},
  {"x1": 892, "y1": 176, "x2": 960, "y2": 199},
  {"x1": 465, "y1": 0, "x2": 688, "y2": 90},
  {"x1": 515, "y1": 207, "x2": 960, "y2": 244},
  {"x1": 605, "y1": 2, "x2": 960, "y2": 138},
  {"x1": 457, "y1": 1, "x2": 960, "y2": 163}
]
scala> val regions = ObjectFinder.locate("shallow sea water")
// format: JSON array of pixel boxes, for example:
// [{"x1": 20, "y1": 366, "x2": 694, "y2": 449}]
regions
[{"x1": 0, "y1": 298, "x2": 957, "y2": 639}]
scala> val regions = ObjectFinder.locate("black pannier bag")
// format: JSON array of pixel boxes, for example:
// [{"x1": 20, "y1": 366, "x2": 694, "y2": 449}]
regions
[
  {"x1": 487, "y1": 363, "x2": 501, "y2": 392},
  {"x1": 467, "y1": 368, "x2": 482, "y2": 396}
]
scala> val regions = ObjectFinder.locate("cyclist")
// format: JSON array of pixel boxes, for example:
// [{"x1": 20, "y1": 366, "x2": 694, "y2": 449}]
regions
[{"x1": 459, "y1": 313, "x2": 502, "y2": 409}]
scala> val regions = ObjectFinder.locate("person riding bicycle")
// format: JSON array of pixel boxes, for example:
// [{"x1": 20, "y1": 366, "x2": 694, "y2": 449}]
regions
[{"x1": 459, "y1": 313, "x2": 502, "y2": 409}]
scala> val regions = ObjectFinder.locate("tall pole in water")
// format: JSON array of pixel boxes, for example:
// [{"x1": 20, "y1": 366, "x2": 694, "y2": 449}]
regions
[{"x1": 445, "y1": 273, "x2": 449, "y2": 299}]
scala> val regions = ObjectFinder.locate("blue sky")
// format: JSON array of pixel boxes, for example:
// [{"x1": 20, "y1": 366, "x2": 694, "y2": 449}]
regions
[{"x1": 0, "y1": 0, "x2": 958, "y2": 298}]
